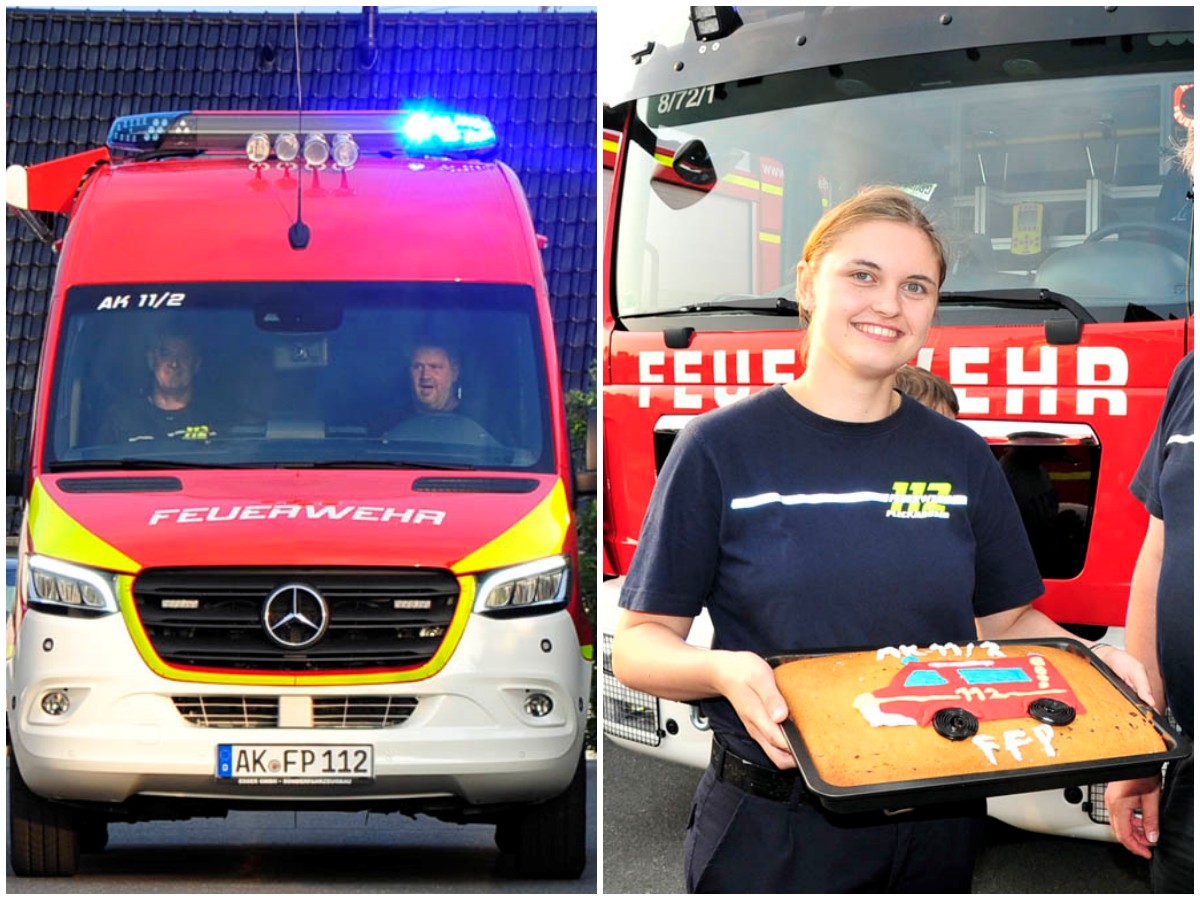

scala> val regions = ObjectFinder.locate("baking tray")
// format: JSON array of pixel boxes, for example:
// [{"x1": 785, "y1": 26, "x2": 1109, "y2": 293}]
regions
[{"x1": 769, "y1": 638, "x2": 1190, "y2": 813}]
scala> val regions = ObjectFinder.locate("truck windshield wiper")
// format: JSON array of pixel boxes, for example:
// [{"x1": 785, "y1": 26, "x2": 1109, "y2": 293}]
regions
[
  {"x1": 623, "y1": 294, "x2": 800, "y2": 318},
  {"x1": 938, "y1": 289, "x2": 1097, "y2": 324}
]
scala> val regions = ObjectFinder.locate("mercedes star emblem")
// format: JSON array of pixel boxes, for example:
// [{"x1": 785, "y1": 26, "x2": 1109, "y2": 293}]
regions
[{"x1": 262, "y1": 584, "x2": 329, "y2": 650}]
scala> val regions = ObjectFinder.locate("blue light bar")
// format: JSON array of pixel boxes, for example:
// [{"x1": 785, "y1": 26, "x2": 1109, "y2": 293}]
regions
[
  {"x1": 399, "y1": 112, "x2": 497, "y2": 154},
  {"x1": 105, "y1": 110, "x2": 498, "y2": 161}
]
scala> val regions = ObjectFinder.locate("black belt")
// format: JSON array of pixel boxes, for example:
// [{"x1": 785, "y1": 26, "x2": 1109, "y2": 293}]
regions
[{"x1": 710, "y1": 741, "x2": 803, "y2": 804}]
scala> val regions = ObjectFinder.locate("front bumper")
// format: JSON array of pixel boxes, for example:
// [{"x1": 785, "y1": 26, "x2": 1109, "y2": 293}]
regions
[
  {"x1": 598, "y1": 577, "x2": 713, "y2": 768},
  {"x1": 8, "y1": 605, "x2": 589, "y2": 807}
]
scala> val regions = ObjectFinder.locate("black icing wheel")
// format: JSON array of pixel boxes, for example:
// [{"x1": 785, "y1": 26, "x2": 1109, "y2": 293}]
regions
[
  {"x1": 1028, "y1": 698, "x2": 1076, "y2": 726},
  {"x1": 932, "y1": 707, "x2": 979, "y2": 741}
]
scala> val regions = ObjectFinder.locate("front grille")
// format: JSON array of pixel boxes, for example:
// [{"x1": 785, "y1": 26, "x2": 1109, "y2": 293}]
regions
[
  {"x1": 174, "y1": 696, "x2": 277, "y2": 728},
  {"x1": 313, "y1": 696, "x2": 418, "y2": 728},
  {"x1": 135, "y1": 567, "x2": 460, "y2": 672},
  {"x1": 1086, "y1": 783, "x2": 1110, "y2": 825},
  {"x1": 601, "y1": 634, "x2": 662, "y2": 746},
  {"x1": 172, "y1": 695, "x2": 419, "y2": 728}
]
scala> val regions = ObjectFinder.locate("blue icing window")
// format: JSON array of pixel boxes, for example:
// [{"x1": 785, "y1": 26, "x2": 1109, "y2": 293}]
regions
[
  {"x1": 958, "y1": 667, "x2": 1032, "y2": 685},
  {"x1": 904, "y1": 670, "x2": 948, "y2": 688}
]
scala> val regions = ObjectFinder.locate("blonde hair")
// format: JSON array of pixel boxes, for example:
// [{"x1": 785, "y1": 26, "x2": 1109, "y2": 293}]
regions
[
  {"x1": 894, "y1": 364, "x2": 959, "y2": 417},
  {"x1": 797, "y1": 185, "x2": 948, "y2": 325}
]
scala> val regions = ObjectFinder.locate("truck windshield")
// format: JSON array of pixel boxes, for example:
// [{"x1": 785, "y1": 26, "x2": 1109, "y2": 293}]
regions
[
  {"x1": 45, "y1": 281, "x2": 553, "y2": 472},
  {"x1": 615, "y1": 33, "x2": 1193, "y2": 328}
]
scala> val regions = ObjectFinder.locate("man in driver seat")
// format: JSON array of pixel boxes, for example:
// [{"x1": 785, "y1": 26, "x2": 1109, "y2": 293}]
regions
[
  {"x1": 385, "y1": 341, "x2": 497, "y2": 446},
  {"x1": 410, "y1": 342, "x2": 462, "y2": 413}
]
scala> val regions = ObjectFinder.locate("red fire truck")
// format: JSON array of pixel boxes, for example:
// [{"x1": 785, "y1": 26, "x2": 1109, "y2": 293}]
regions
[
  {"x1": 6, "y1": 110, "x2": 593, "y2": 877},
  {"x1": 600, "y1": 6, "x2": 1192, "y2": 840}
]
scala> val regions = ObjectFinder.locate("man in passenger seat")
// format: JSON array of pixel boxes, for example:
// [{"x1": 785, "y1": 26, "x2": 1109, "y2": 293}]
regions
[{"x1": 98, "y1": 330, "x2": 222, "y2": 443}]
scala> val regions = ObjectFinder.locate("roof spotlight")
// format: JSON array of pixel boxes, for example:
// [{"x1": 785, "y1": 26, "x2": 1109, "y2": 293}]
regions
[
  {"x1": 331, "y1": 133, "x2": 360, "y2": 169},
  {"x1": 245, "y1": 132, "x2": 271, "y2": 164},
  {"x1": 690, "y1": 6, "x2": 742, "y2": 41},
  {"x1": 302, "y1": 132, "x2": 330, "y2": 168},
  {"x1": 274, "y1": 132, "x2": 300, "y2": 163}
]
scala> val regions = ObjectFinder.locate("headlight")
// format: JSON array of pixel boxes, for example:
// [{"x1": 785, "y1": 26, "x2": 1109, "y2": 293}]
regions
[
  {"x1": 27, "y1": 555, "x2": 120, "y2": 616},
  {"x1": 474, "y1": 556, "x2": 571, "y2": 617}
]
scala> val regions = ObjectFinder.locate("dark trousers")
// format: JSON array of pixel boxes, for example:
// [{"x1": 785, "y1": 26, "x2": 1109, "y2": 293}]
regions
[
  {"x1": 1152, "y1": 753, "x2": 1193, "y2": 893},
  {"x1": 684, "y1": 763, "x2": 984, "y2": 893}
]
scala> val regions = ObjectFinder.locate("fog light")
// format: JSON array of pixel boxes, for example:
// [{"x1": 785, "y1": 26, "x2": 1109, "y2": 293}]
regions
[
  {"x1": 523, "y1": 692, "x2": 553, "y2": 718},
  {"x1": 419, "y1": 626, "x2": 445, "y2": 639},
  {"x1": 41, "y1": 690, "x2": 71, "y2": 716}
]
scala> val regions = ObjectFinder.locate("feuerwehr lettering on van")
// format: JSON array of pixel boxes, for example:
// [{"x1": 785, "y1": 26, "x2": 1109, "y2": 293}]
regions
[{"x1": 147, "y1": 504, "x2": 447, "y2": 525}]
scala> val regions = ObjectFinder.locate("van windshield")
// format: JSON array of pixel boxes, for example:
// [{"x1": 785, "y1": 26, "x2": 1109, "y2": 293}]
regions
[
  {"x1": 615, "y1": 32, "x2": 1193, "y2": 329},
  {"x1": 45, "y1": 282, "x2": 554, "y2": 472}
]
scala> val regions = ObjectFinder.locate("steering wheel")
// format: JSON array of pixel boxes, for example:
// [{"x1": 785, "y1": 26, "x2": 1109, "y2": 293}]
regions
[{"x1": 1084, "y1": 221, "x2": 1190, "y2": 257}]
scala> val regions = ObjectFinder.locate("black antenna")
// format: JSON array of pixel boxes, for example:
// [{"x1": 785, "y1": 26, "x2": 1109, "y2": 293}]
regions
[{"x1": 288, "y1": 11, "x2": 310, "y2": 250}]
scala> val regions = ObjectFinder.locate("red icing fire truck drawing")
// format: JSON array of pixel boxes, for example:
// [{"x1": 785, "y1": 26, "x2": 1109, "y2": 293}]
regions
[{"x1": 854, "y1": 654, "x2": 1086, "y2": 739}]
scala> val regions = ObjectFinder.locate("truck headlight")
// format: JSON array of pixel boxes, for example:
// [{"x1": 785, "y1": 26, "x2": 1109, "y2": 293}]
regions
[
  {"x1": 27, "y1": 555, "x2": 120, "y2": 616},
  {"x1": 474, "y1": 556, "x2": 570, "y2": 617}
]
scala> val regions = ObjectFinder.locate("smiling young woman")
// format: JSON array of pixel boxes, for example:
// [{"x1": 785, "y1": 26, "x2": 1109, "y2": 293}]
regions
[
  {"x1": 789, "y1": 188, "x2": 945, "y2": 422},
  {"x1": 611, "y1": 185, "x2": 1151, "y2": 893}
]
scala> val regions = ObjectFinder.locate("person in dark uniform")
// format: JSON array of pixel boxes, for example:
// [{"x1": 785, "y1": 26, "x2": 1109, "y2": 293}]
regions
[
  {"x1": 611, "y1": 186, "x2": 1153, "y2": 893},
  {"x1": 1106, "y1": 127, "x2": 1193, "y2": 893},
  {"x1": 1104, "y1": 353, "x2": 1194, "y2": 892},
  {"x1": 99, "y1": 330, "x2": 222, "y2": 443}
]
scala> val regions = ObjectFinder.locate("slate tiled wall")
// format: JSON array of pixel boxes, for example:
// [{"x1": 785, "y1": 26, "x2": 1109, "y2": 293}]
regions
[{"x1": 5, "y1": 8, "x2": 597, "y2": 534}]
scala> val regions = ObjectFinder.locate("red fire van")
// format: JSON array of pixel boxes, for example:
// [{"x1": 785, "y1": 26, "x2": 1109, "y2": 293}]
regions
[{"x1": 6, "y1": 109, "x2": 593, "y2": 877}]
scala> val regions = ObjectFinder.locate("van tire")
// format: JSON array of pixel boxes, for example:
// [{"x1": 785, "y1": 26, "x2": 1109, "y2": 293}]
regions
[
  {"x1": 497, "y1": 754, "x2": 586, "y2": 878},
  {"x1": 79, "y1": 816, "x2": 110, "y2": 854},
  {"x1": 9, "y1": 760, "x2": 81, "y2": 877}
]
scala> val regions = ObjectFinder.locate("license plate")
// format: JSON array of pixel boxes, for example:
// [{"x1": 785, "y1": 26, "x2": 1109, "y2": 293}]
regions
[{"x1": 217, "y1": 744, "x2": 373, "y2": 782}]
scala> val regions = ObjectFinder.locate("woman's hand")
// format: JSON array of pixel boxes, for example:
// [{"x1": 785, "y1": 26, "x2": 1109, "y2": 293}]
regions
[
  {"x1": 1105, "y1": 776, "x2": 1162, "y2": 858},
  {"x1": 613, "y1": 611, "x2": 795, "y2": 769},
  {"x1": 1091, "y1": 644, "x2": 1156, "y2": 708},
  {"x1": 977, "y1": 605, "x2": 1157, "y2": 707},
  {"x1": 711, "y1": 650, "x2": 796, "y2": 770}
]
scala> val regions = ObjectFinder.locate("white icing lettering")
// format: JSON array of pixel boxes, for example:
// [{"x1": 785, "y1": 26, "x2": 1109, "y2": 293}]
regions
[
  {"x1": 1032, "y1": 723, "x2": 1057, "y2": 758},
  {"x1": 1003, "y1": 728, "x2": 1034, "y2": 761},
  {"x1": 929, "y1": 643, "x2": 962, "y2": 657},
  {"x1": 973, "y1": 734, "x2": 1001, "y2": 766}
]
